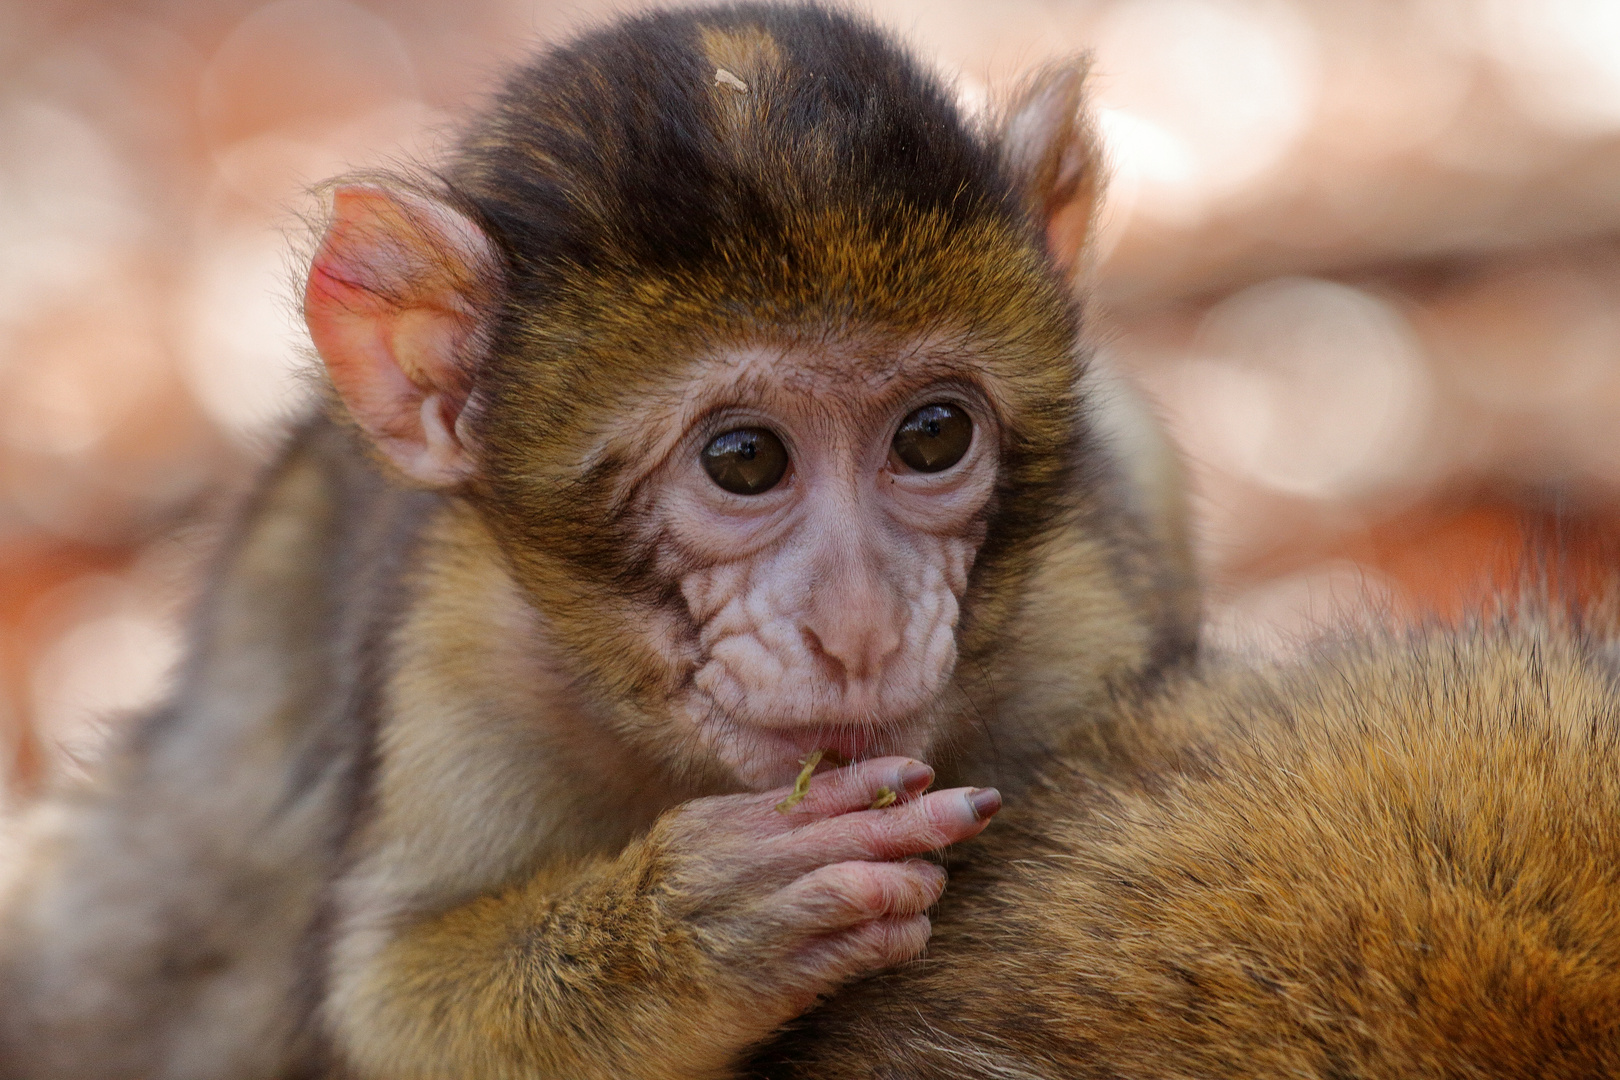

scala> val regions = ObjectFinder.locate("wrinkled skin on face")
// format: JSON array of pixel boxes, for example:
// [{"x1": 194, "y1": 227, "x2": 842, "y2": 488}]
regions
[{"x1": 605, "y1": 342, "x2": 1003, "y2": 788}]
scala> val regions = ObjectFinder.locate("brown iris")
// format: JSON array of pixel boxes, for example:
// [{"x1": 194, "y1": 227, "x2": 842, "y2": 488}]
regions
[
  {"x1": 701, "y1": 428, "x2": 789, "y2": 494},
  {"x1": 892, "y1": 403, "x2": 972, "y2": 473}
]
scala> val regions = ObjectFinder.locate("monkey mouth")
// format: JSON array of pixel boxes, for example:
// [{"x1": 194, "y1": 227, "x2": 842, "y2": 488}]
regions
[
  {"x1": 778, "y1": 724, "x2": 888, "y2": 762},
  {"x1": 681, "y1": 685, "x2": 941, "y2": 787},
  {"x1": 723, "y1": 719, "x2": 935, "y2": 789}
]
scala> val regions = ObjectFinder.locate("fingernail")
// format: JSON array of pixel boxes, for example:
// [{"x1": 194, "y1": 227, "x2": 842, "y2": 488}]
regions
[
  {"x1": 968, "y1": 787, "x2": 1001, "y2": 821},
  {"x1": 899, "y1": 761, "x2": 934, "y2": 794}
]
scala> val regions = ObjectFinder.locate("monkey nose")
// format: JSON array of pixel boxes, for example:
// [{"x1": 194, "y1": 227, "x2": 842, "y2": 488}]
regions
[{"x1": 800, "y1": 617, "x2": 903, "y2": 685}]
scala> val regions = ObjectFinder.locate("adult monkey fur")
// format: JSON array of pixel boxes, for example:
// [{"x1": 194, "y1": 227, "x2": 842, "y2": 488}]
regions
[
  {"x1": 0, "y1": 4, "x2": 1195, "y2": 1077},
  {"x1": 752, "y1": 616, "x2": 1620, "y2": 1079}
]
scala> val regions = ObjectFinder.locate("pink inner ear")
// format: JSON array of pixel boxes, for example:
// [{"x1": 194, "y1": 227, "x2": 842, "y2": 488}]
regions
[
  {"x1": 1045, "y1": 176, "x2": 1097, "y2": 282},
  {"x1": 304, "y1": 185, "x2": 499, "y2": 486}
]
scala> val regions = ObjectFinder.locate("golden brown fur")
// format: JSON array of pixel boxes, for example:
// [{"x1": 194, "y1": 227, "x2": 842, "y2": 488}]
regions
[{"x1": 753, "y1": 616, "x2": 1620, "y2": 1078}]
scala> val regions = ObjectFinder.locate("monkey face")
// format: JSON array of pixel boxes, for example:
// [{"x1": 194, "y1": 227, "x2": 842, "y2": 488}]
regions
[
  {"x1": 595, "y1": 339, "x2": 1006, "y2": 788},
  {"x1": 303, "y1": 178, "x2": 1087, "y2": 794}
]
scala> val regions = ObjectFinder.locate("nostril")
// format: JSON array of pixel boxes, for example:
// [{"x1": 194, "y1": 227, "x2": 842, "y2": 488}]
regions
[
  {"x1": 801, "y1": 626, "x2": 848, "y2": 685},
  {"x1": 872, "y1": 623, "x2": 902, "y2": 668}
]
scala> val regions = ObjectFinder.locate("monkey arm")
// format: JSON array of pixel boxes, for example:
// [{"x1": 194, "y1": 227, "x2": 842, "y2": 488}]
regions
[
  {"x1": 329, "y1": 839, "x2": 751, "y2": 1080},
  {"x1": 327, "y1": 759, "x2": 993, "y2": 1080}
]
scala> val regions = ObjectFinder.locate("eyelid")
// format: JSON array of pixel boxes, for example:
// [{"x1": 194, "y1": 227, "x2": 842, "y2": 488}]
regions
[
  {"x1": 889, "y1": 386, "x2": 986, "y2": 436},
  {"x1": 694, "y1": 407, "x2": 774, "y2": 443}
]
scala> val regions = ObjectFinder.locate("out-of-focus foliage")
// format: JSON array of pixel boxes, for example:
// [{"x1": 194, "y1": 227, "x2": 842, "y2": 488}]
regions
[{"x1": 3, "y1": 0, "x2": 1620, "y2": 796}]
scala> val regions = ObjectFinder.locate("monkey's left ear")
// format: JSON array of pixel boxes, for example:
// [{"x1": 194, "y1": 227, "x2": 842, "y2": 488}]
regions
[
  {"x1": 999, "y1": 62, "x2": 1102, "y2": 284},
  {"x1": 304, "y1": 184, "x2": 501, "y2": 487}
]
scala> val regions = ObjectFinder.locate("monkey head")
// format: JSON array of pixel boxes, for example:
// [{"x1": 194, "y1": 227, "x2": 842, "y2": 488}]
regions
[{"x1": 303, "y1": 5, "x2": 1108, "y2": 789}]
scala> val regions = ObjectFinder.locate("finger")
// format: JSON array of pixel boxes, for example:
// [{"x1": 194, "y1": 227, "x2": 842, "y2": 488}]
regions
[
  {"x1": 770, "y1": 859, "x2": 948, "y2": 934},
  {"x1": 772, "y1": 756, "x2": 935, "y2": 818},
  {"x1": 792, "y1": 786, "x2": 1001, "y2": 863},
  {"x1": 802, "y1": 914, "x2": 934, "y2": 983}
]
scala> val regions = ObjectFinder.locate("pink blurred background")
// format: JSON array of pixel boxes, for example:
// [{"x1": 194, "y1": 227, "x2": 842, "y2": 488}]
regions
[{"x1": 5, "y1": 0, "x2": 1620, "y2": 799}]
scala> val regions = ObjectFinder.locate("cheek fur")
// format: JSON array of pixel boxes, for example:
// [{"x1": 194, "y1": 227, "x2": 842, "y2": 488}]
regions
[{"x1": 676, "y1": 533, "x2": 977, "y2": 734}]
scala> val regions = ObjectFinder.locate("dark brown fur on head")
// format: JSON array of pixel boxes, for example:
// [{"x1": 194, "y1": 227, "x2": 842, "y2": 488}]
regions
[
  {"x1": 754, "y1": 614, "x2": 1620, "y2": 1078},
  {"x1": 425, "y1": 3, "x2": 1091, "y2": 715}
]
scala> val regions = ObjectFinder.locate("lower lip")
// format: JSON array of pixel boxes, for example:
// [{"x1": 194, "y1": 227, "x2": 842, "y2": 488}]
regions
[{"x1": 775, "y1": 726, "x2": 886, "y2": 762}]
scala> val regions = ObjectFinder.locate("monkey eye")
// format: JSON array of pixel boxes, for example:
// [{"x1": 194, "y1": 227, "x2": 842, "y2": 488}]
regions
[
  {"x1": 891, "y1": 403, "x2": 972, "y2": 473},
  {"x1": 701, "y1": 427, "x2": 789, "y2": 495}
]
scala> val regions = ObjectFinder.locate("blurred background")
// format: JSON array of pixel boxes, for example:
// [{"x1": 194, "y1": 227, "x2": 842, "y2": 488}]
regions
[{"x1": 4, "y1": 0, "x2": 1620, "y2": 799}]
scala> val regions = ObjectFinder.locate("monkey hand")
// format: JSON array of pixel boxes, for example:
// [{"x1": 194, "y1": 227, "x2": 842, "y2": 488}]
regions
[
  {"x1": 330, "y1": 761, "x2": 998, "y2": 1080},
  {"x1": 654, "y1": 757, "x2": 1000, "y2": 1034}
]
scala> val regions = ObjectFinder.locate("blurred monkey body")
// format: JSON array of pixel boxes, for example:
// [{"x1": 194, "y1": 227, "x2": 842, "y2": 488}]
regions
[
  {"x1": 757, "y1": 618, "x2": 1620, "y2": 1079},
  {"x1": 0, "y1": 5, "x2": 1189, "y2": 1078}
]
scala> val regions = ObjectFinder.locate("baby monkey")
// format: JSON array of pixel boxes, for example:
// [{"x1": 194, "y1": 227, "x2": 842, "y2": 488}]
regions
[{"x1": 0, "y1": 4, "x2": 1191, "y2": 1078}]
